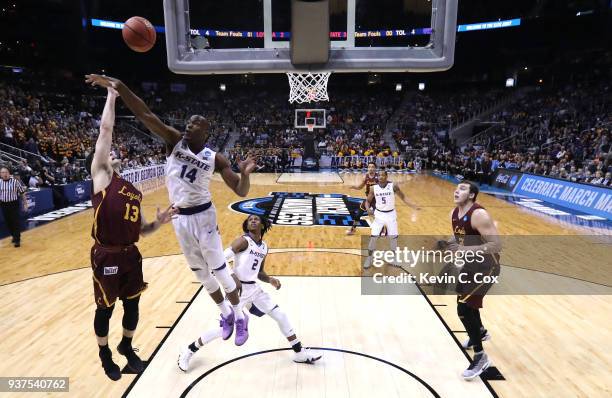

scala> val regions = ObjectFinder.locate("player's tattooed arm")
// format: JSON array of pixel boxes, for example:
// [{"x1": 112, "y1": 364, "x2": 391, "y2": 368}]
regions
[
  {"x1": 258, "y1": 261, "x2": 281, "y2": 290},
  {"x1": 394, "y1": 185, "x2": 420, "y2": 210},
  {"x1": 85, "y1": 74, "x2": 181, "y2": 149},
  {"x1": 216, "y1": 153, "x2": 256, "y2": 197}
]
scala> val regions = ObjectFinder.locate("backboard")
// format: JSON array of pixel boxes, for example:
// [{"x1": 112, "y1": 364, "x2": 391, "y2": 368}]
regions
[
  {"x1": 163, "y1": 0, "x2": 458, "y2": 74},
  {"x1": 295, "y1": 109, "x2": 326, "y2": 131}
]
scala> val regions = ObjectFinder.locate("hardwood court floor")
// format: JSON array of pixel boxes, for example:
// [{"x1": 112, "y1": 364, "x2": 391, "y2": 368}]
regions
[{"x1": 0, "y1": 173, "x2": 610, "y2": 397}]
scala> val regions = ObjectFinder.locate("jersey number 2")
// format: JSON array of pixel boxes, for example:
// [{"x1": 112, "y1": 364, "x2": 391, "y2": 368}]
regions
[
  {"x1": 180, "y1": 165, "x2": 198, "y2": 183},
  {"x1": 251, "y1": 259, "x2": 259, "y2": 271}
]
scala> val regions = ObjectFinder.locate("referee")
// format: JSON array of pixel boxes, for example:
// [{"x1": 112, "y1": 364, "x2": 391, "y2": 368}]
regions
[{"x1": 1, "y1": 166, "x2": 28, "y2": 247}]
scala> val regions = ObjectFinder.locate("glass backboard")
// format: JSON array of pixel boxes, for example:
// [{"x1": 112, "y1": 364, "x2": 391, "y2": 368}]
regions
[{"x1": 163, "y1": 0, "x2": 457, "y2": 74}]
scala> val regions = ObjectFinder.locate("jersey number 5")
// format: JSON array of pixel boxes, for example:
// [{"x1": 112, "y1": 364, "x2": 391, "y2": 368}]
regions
[
  {"x1": 123, "y1": 204, "x2": 139, "y2": 222},
  {"x1": 381, "y1": 196, "x2": 387, "y2": 205},
  {"x1": 180, "y1": 165, "x2": 198, "y2": 183}
]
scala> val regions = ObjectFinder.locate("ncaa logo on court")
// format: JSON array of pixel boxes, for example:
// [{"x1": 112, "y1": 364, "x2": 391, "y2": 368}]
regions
[{"x1": 230, "y1": 192, "x2": 368, "y2": 227}]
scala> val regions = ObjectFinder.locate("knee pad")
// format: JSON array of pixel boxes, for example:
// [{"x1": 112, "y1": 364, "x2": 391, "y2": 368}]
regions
[
  {"x1": 122, "y1": 297, "x2": 140, "y2": 331},
  {"x1": 268, "y1": 307, "x2": 294, "y2": 337},
  {"x1": 94, "y1": 304, "x2": 115, "y2": 337},
  {"x1": 211, "y1": 265, "x2": 237, "y2": 294},
  {"x1": 194, "y1": 268, "x2": 222, "y2": 293}
]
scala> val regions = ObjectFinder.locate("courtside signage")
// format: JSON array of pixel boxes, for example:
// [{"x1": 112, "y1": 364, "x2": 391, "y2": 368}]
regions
[{"x1": 513, "y1": 174, "x2": 612, "y2": 220}]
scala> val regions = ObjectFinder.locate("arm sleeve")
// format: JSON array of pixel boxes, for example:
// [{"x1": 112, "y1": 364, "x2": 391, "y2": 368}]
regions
[{"x1": 224, "y1": 247, "x2": 235, "y2": 262}]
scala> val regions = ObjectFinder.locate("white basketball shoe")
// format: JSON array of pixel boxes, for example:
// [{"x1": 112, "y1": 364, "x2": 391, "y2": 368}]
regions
[{"x1": 178, "y1": 346, "x2": 195, "y2": 372}]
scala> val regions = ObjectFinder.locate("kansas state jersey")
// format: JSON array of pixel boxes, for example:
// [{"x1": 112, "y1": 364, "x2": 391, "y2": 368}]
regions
[
  {"x1": 233, "y1": 235, "x2": 268, "y2": 282},
  {"x1": 374, "y1": 182, "x2": 395, "y2": 211},
  {"x1": 166, "y1": 140, "x2": 215, "y2": 207}
]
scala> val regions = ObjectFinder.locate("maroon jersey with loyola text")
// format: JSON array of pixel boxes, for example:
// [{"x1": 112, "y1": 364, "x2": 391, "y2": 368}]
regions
[
  {"x1": 92, "y1": 173, "x2": 142, "y2": 246},
  {"x1": 451, "y1": 202, "x2": 500, "y2": 263}
]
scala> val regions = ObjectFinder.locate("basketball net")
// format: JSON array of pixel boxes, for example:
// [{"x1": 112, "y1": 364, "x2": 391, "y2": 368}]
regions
[{"x1": 286, "y1": 72, "x2": 331, "y2": 104}]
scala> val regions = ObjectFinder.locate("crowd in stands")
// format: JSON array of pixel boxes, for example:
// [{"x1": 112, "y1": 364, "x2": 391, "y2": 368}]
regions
[
  {"x1": 2, "y1": 69, "x2": 610, "y2": 189},
  {"x1": 0, "y1": 77, "x2": 230, "y2": 186},
  {"x1": 425, "y1": 81, "x2": 611, "y2": 187},
  {"x1": 224, "y1": 88, "x2": 402, "y2": 171}
]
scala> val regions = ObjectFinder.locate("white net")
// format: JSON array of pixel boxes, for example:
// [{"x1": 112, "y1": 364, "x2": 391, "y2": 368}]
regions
[{"x1": 286, "y1": 72, "x2": 331, "y2": 104}]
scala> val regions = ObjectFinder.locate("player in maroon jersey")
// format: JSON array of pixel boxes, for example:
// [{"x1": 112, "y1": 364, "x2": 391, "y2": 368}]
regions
[
  {"x1": 447, "y1": 181, "x2": 501, "y2": 380},
  {"x1": 86, "y1": 87, "x2": 177, "y2": 381},
  {"x1": 346, "y1": 162, "x2": 378, "y2": 235}
]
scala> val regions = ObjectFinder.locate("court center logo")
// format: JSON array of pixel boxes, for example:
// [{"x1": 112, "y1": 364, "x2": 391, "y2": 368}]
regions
[{"x1": 230, "y1": 192, "x2": 369, "y2": 227}]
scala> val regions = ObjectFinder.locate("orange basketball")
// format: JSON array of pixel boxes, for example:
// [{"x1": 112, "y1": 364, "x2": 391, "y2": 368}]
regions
[{"x1": 122, "y1": 16, "x2": 156, "y2": 53}]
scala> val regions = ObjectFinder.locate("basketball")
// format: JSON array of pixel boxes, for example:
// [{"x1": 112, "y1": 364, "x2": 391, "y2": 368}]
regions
[{"x1": 122, "y1": 16, "x2": 156, "y2": 52}]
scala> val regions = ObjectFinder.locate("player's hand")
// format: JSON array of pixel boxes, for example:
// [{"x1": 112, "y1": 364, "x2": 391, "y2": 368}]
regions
[
  {"x1": 232, "y1": 274, "x2": 242, "y2": 295},
  {"x1": 156, "y1": 204, "x2": 178, "y2": 224},
  {"x1": 270, "y1": 277, "x2": 281, "y2": 290},
  {"x1": 238, "y1": 155, "x2": 257, "y2": 175},
  {"x1": 367, "y1": 208, "x2": 374, "y2": 216},
  {"x1": 85, "y1": 74, "x2": 120, "y2": 89},
  {"x1": 107, "y1": 87, "x2": 120, "y2": 98}
]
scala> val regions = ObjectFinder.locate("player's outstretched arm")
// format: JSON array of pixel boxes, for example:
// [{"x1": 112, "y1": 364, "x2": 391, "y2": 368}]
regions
[
  {"x1": 394, "y1": 185, "x2": 420, "y2": 210},
  {"x1": 140, "y1": 204, "x2": 178, "y2": 236},
  {"x1": 349, "y1": 177, "x2": 367, "y2": 190},
  {"x1": 91, "y1": 88, "x2": 118, "y2": 194},
  {"x1": 85, "y1": 74, "x2": 181, "y2": 148},
  {"x1": 215, "y1": 153, "x2": 256, "y2": 197}
]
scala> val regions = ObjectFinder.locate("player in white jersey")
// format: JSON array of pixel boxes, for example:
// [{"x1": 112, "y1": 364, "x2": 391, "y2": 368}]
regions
[
  {"x1": 177, "y1": 214, "x2": 322, "y2": 371},
  {"x1": 363, "y1": 169, "x2": 419, "y2": 268},
  {"x1": 85, "y1": 74, "x2": 256, "y2": 345}
]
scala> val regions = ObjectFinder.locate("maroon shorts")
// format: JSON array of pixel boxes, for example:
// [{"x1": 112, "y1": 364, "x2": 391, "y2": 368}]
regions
[
  {"x1": 91, "y1": 244, "x2": 147, "y2": 308},
  {"x1": 457, "y1": 260, "x2": 500, "y2": 309}
]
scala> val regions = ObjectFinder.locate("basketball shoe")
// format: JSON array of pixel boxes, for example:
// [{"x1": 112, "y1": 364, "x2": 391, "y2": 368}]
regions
[
  {"x1": 461, "y1": 327, "x2": 491, "y2": 350},
  {"x1": 294, "y1": 348, "x2": 322, "y2": 364},
  {"x1": 178, "y1": 346, "x2": 194, "y2": 372},
  {"x1": 462, "y1": 351, "x2": 491, "y2": 380},
  {"x1": 235, "y1": 313, "x2": 249, "y2": 346}
]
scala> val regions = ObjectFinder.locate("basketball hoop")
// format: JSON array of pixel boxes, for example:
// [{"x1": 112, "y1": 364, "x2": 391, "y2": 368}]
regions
[{"x1": 286, "y1": 72, "x2": 331, "y2": 104}]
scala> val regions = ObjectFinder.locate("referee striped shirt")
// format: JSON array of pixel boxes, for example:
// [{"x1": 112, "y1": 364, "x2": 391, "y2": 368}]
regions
[{"x1": 0, "y1": 177, "x2": 26, "y2": 203}]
